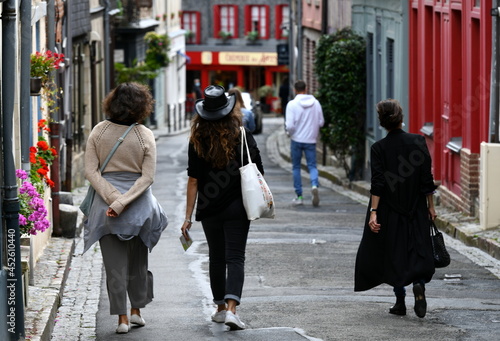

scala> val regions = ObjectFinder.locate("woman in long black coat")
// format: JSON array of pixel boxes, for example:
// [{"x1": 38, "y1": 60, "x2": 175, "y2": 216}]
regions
[{"x1": 354, "y1": 99, "x2": 437, "y2": 318}]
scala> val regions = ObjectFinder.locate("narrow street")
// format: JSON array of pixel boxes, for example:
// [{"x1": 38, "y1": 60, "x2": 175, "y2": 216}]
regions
[{"x1": 54, "y1": 118, "x2": 500, "y2": 341}]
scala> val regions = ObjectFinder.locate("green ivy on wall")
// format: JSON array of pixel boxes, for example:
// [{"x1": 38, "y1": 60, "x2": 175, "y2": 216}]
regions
[{"x1": 315, "y1": 27, "x2": 366, "y2": 180}]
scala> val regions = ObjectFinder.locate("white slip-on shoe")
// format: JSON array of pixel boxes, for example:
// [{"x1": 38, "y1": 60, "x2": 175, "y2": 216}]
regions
[
  {"x1": 225, "y1": 311, "x2": 245, "y2": 330},
  {"x1": 311, "y1": 186, "x2": 320, "y2": 207},
  {"x1": 116, "y1": 323, "x2": 130, "y2": 334},
  {"x1": 211, "y1": 310, "x2": 226, "y2": 323},
  {"x1": 130, "y1": 314, "x2": 146, "y2": 327}
]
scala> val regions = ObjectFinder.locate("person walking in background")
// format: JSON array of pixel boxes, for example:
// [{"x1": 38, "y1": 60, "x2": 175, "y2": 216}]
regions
[
  {"x1": 228, "y1": 88, "x2": 255, "y2": 132},
  {"x1": 285, "y1": 80, "x2": 324, "y2": 207},
  {"x1": 83, "y1": 82, "x2": 168, "y2": 334},
  {"x1": 279, "y1": 76, "x2": 290, "y2": 119},
  {"x1": 354, "y1": 99, "x2": 437, "y2": 318},
  {"x1": 192, "y1": 78, "x2": 202, "y2": 100},
  {"x1": 181, "y1": 85, "x2": 264, "y2": 330}
]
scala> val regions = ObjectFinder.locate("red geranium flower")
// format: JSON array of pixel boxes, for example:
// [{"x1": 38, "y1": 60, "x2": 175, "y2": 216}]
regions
[
  {"x1": 37, "y1": 168, "x2": 48, "y2": 176},
  {"x1": 45, "y1": 178, "x2": 55, "y2": 188},
  {"x1": 37, "y1": 141, "x2": 49, "y2": 151}
]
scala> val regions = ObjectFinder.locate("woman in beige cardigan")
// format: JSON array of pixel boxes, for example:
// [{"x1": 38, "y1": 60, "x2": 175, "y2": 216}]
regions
[{"x1": 83, "y1": 82, "x2": 168, "y2": 334}]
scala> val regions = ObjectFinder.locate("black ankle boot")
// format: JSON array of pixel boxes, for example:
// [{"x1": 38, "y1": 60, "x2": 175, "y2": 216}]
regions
[
  {"x1": 389, "y1": 296, "x2": 406, "y2": 316},
  {"x1": 413, "y1": 283, "x2": 427, "y2": 318}
]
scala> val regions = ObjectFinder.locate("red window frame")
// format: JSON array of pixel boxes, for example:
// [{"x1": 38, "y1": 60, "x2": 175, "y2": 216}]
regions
[
  {"x1": 181, "y1": 11, "x2": 201, "y2": 44},
  {"x1": 244, "y1": 5, "x2": 270, "y2": 40},
  {"x1": 213, "y1": 5, "x2": 239, "y2": 38},
  {"x1": 275, "y1": 4, "x2": 289, "y2": 40}
]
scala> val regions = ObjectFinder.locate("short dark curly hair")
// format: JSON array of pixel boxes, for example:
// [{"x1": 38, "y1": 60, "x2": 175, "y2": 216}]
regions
[
  {"x1": 102, "y1": 82, "x2": 154, "y2": 123},
  {"x1": 376, "y1": 98, "x2": 403, "y2": 131}
]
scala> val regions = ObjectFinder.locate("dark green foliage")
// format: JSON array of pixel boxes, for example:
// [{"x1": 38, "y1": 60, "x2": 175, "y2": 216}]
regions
[
  {"x1": 115, "y1": 32, "x2": 170, "y2": 85},
  {"x1": 315, "y1": 27, "x2": 366, "y2": 179},
  {"x1": 115, "y1": 60, "x2": 158, "y2": 85},
  {"x1": 144, "y1": 32, "x2": 171, "y2": 70}
]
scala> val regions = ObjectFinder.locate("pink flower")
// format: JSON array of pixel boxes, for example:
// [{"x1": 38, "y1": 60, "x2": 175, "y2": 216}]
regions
[
  {"x1": 18, "y1": 214, "x2": 27, "y2": 226},
  {"x1": 16, "y1": 169, "x2": 28, "y2": 180}
]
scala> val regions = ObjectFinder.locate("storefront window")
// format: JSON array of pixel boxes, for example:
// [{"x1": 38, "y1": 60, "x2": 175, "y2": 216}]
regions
[{"x1": 209, "y1": 70, "x2": 238, "y2": 90}]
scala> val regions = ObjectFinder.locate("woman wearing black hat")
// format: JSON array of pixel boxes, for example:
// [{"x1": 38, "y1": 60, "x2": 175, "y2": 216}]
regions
[{"x1": 181, "y1": 85, "x2": 264, "y2": 330}]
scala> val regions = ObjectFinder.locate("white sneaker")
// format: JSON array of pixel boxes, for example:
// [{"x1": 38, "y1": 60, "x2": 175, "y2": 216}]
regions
[
  {"x1": 311, "y1": 186, "x2": 320, "y2": 207},
  {"x1": 225, "y1": 311, "x2": 245, "y2": 330},
  {"x1": 292, "y1": 196, "x2": 303, "y2": 206},
  {"x1": 130, "y1": 314, "x2": 146, "y2": 326},
  {"x1": 211, "y1": 310, "x2": 226, "y2": 323},
  {"x1": 116, "y1": 323, "x2": 129, "y2": 334}
]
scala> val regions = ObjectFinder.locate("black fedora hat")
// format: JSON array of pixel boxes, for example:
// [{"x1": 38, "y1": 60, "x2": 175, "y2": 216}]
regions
[{"x1": 195, "y1": 85, "x2": 236, "y2": 121}]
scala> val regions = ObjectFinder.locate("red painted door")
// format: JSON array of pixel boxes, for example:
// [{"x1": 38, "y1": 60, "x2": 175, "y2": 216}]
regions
[{"x1": 441, "y1": 11, "x2": 462, "y2": 196}]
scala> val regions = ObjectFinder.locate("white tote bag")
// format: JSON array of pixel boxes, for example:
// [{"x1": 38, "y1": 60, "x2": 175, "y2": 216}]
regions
[{"x1": 239, "y1": 127, "x2": 275, "y2": 220}]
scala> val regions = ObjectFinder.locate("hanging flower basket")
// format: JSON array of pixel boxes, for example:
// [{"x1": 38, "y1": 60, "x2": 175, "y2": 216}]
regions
[
  {"x1": 30, "y1": 77, "x2": 42, "y2": 96},
  {"x1": 30, "y1": 50, "x2": 65, "y2": 85}
]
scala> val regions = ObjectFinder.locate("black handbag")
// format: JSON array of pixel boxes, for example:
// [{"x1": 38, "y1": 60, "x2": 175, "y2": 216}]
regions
[{"x1": 430, "y1": 221, "x2": 451, "y2": 268}]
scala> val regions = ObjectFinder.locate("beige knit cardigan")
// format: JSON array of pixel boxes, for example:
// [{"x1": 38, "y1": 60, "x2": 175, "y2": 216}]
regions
[{"x1": 84, "y1": 120, "x2": 156, "y2": 215}]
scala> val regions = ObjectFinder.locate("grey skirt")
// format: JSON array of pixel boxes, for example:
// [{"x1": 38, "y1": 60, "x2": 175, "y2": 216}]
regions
[{"x1": 83, "y1": 172, "x2": 168, "y2": 253}]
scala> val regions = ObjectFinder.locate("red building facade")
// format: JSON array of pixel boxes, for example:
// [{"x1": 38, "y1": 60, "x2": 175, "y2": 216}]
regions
[
  {"x1": 409, "y1": 0, "x2": 491, "y2": 215},
  {"x1": 181, "y1": 1, "x2": 290, "y2": 113}
]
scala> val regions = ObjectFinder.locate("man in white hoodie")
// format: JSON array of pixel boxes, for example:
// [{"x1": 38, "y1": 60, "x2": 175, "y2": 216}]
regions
[{"x1": 285, "y1": 80, "x2": 325, "y2": 206}]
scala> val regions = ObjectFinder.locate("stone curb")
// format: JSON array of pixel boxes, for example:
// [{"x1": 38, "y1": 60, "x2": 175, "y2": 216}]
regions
[{"x1": 271, "y1": 128, "x2": 500, "y2": 261}]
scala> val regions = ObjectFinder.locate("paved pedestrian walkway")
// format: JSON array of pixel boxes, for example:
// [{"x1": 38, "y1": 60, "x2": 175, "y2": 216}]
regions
[{"x1": 22, "y1": 119, "x2": 500, "y2": 340}]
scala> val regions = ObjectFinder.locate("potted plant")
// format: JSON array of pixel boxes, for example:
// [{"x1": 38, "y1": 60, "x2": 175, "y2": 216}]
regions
[
  {"x1": 218, "y1": 31, "x2": 233, "y2": 44},
  {"x1": 30, "y1": 50, "x2": 64, "y2": 95},
  {"x1": 246, "y1": 30, "x2": 259, "y2": 44},
  {"x1": 185, "y1": 30, "x2": 195, "y2": 43}
]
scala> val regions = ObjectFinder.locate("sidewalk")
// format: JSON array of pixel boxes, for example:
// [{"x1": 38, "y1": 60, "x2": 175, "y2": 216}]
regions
[{"x1": 23, "y1": 121, "x2": 500, "y2": 340}]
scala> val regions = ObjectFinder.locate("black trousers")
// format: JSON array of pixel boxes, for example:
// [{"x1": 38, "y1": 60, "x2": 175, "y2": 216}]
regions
[{"x1": 201, "y1": 198, "x2": 250, "y2": 305}]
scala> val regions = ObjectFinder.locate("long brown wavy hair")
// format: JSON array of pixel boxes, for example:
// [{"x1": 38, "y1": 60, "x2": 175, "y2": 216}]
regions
[{"x1": 190, "y1": 103, "x2": 243, "y2": 169}]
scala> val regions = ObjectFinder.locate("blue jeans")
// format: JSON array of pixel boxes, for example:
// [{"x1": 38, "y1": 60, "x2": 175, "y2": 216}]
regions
[
  {"x1": 291, "y1": 140, "x2": 319, "y2": 197},
  {"x1": 201, "y1": 198, "x2": 250, "y2": 306}
]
